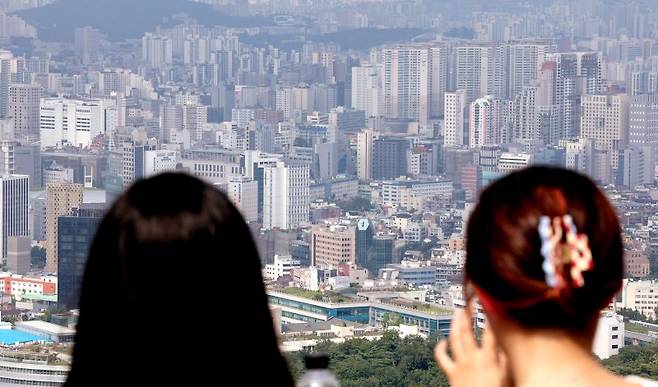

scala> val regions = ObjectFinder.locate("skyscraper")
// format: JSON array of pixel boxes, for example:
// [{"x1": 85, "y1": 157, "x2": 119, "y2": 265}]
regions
[
  {"x1": 469, "y1": 96, "x2": 502, "y2": 148},
  {"x1": 45, "y1": 182, "x2": 84, "y2": 273},
  {"x1": 382, "y1": 44, "x2": 447, "y2": 125},
  {"x1": 142, "y1": 33, "x2": 173, "y2": 70},
  {"x1": 455, "y1": 44, "x2": 505, "y2": 103},
  {"x1": 263, "y1": 161, "x2": 310, "y2": 230},
  {"x1": 443, "y1": 90, "x2": 467, "y2": 147},
  {"x1": 8, "y1": 83, "x2": 43, "y2": 140},
  {"x1": 506, "y1": 42, "x2": 553, "y2": 99},
  {"x1": 351, "y1": 63, "x2": 383, "y2": 118},
  {"x1": 57, "y1": 206, "x2": 104, "y2": 309},
  {"x1": 0, "y1": 174, "x2": 29, "y2": 260},
  {"x1": 580, "y1": 94, "x2": 629, "y2": 171},
  {"x1": 160, "y1": 103, "x2": 184, "y2": 144},
  {"x1": 357, "y1": 129, "x2": 375, "y2": 181},
  {"x1": 545, "y1": 52, "x2": 603, "y2": 139},
  {"x1": 355, "y1": 218, "x2": 373, "y2": 271},
  {"x1": 512, "y1": 85, "x2": 540, "y2": 143},
  {"x1": 373, "y1": 137, "x2": 409, "y2": 180},
  {"x1": 629, "y1": 94, "x2": 658, "y2": 171}
]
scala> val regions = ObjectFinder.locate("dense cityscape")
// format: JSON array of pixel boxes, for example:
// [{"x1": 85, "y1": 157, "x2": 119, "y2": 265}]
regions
[{"x1": 0, "y1": 0, "x2": 656, "y2": 385}]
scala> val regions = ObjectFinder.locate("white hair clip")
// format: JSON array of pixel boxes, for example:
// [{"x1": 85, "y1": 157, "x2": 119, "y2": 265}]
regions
[{"x1": 538, "y1": 215, "x2": 593, "y2": 289}]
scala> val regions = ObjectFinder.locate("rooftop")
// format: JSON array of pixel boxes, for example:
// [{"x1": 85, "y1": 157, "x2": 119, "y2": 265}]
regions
[
  {"x1": 274, "y1": 287, "x2": 351, "y2": 303},
  {"x1": 0, "y1": 330, "x2": 48, "y2": 346},
  {"x1": 16, "y1": 321, "x2": 76, "y2": 336}
]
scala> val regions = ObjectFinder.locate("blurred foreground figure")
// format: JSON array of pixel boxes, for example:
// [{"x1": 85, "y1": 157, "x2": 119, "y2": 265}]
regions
[
  {"x1": 435, "y1": 166, "x2": 658, "y2": 387},
  {"x1": 65, "y1": 173, "x2": 294, "y2": 386}
]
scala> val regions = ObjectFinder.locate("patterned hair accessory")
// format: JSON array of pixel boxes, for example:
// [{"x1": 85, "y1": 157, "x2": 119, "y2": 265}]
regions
[{"x1": 537, "y1": 215, "x2": 594, "y2": 289}]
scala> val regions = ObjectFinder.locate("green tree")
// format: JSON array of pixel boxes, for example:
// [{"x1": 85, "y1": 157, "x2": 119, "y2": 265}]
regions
[
  {"x1": 603, "y1": 342, "x2": 658, "y2": 378},
  {"x1": 285, "y1": 331, "x2": 449, "y2": 386},
  {"x1": 337, "y1": 198, "x2": 373, "y2": 213}
]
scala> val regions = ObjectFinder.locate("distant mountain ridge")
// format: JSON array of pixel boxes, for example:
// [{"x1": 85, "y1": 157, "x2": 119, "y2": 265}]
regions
[{"x1": 14, "y1": 0, "x2": 273, "y2": 42}]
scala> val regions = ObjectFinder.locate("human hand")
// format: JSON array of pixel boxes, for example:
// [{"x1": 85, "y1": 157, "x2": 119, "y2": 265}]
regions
[{"x1": 434, "y1": 308, "x2": 510, "y2": 387}]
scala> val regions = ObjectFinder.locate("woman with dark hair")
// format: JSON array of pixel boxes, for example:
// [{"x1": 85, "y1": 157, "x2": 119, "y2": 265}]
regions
[
  {"x1": 435, "y1": 166, "x2": 658, "y2": 387},
  {"x1": 65, "y1": 173, "x2": 294, "y2": 386}
]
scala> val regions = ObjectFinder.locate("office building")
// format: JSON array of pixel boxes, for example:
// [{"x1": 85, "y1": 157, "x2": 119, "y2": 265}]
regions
[
  {"x1": 57, "y1": 206, "x2": 104, "y2": 309},
  {"x1": 0, "y1": 175, "x2": 28, "y2": 260},
  {"x1": 311, "y1": 224, "x2": 356, "y2": 268},
  {"x1": 263, "y1": 161, "x2": 310, "y2": 230},
  {"x1": 39, "y1": 98, "x2": 118, "y2": 150},
  {"x1": 45, "y1": 182, "x2": 83, "y2": 273}
]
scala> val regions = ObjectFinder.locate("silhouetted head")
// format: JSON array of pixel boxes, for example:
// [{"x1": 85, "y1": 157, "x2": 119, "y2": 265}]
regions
[
  {"x1": 66, "y1": 173, "x2": 293, "y2": 386},
  {"x1": 466, "y1": 166, "x2": 623, "y2": 332}
]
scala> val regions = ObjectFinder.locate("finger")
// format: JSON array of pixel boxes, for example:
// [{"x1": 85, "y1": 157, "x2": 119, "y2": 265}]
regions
[
  {"x1": 498, "y1": 347, "x2": 509, "y2": 371},
  {"x1": 458, "y1": 307, "x2": 477, "y2": 353},
  {"x1": 449, "y1": 308, "x2": 464, "y2": 360},
  {"x1": 434, "y1": 339, "x2": 455, "y2": 375},
  {"x1": 498, "y1": 350, "x2": 512, "y2": 385},
  {"x1": 481, "y1": 323, "x2": 497, "y2": 361}
]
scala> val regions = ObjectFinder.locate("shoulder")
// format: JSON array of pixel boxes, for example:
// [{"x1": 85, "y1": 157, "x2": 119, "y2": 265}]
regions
[{"x1": 626, "y1": 376, "x2": 658, "y2": 387}]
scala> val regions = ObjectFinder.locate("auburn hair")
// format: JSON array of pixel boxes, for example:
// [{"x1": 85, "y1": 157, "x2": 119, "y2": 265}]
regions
[{"x1": 465, "y1": 166, "x2": 623, "y2": 330}]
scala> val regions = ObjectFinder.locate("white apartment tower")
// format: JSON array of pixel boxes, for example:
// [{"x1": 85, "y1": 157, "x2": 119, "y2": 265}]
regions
[
  {"x1": 263, "y1": 161, "x2": 309, "y2": 230},
  {"x1": 455, "y1": 44, "x2": 505, "y2": 103},
  {"x1": 443, "y1": 90, "x2": 467, "y2": 147},
  {"x1": 507, "y1": 43, "x2": 552, "y2": 99},
  {"x1": 469, "y1": 95, "x2": 502, "y2": 148},
  {"x1": 142, "y1": 33, "x2": 173, "y2": 70},
  {"x1": 351, "y1": 63, "x2": 383, "y2": 118},
  {"x1": 382, "y1": 44, "x2": 447, "y2": 125},
  {"x1": 513, "y1": 85, "x2": 539, "y2": 143},
  {"x1": 357, "y1": 129, "x2": 375, "y2": 181}
]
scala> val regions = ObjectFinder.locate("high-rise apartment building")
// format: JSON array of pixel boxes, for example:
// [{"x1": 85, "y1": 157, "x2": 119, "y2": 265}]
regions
[
  {"x1": 506, "y1": 42, "x2": 553, "y2": 99},
  {"x1": 351, "y1": 63, "x2": 383, "y2": 118},
  {"x1": 443, "y1": 90, "x2": 467, "y2": 147},
  {"x1": 545, "y1": 52, "x2": 602, "y2": 139},
  {"x1": 142, "y1": 33, "x2": 173, "y2": 70},
  {"x1": 160, "y1": 103, "x2": 183, "y2": 144},
  {"x1": 455, "y1": 44, "x2": 505, "y2": 103},
  {"x1": 469, "y1": 95, "x2": 502, "y2": 147},
  {"x1": 382, "y1": 44, "x2": 447, "y2": 125}
]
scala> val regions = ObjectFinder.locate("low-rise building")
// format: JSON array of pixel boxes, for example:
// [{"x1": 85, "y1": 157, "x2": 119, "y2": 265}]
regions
[
  {"x1": 592, "y1": 312, "x2": 624, "y2": 360},
  {"x1": 15, "y1": 321, "x2": 75, "y2": 343}
]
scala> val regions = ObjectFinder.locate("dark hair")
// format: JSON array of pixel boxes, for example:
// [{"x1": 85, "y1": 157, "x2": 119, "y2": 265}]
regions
[
  {"x1": 65, "y1": 173, "x2": 294, "y2": 386},
  {"x1": 465, "y1": 166, "x2": 623, "y2": 330}
]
